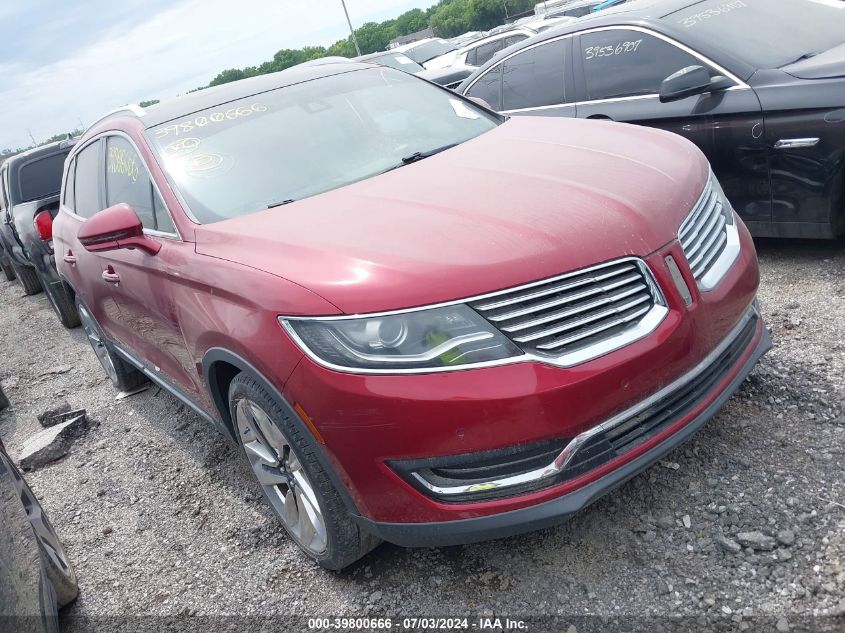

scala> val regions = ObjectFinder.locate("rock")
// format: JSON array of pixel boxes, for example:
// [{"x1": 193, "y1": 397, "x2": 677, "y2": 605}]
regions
[
  {"x1": 776, "y1": 617, "x2": 789, "y2": 632},
  {"x1": 102, "y1": 525, "x2": 113, "y2": 535},
  {"x1": 39, "y1": 408, "x2": 87, "y2": 429},
  {"x1": 682, "y1": 515, "x2": 691, "y2": 529},
  {"x1": 17, "y1": 414, "x2": 88, "y2": 471},
  {"x1": 715, "y1": 535, "x2": 742, "y2": 554},
  {"x1": 660, "y1": 461, "x2": 680, "y2": 470},
  {"x1": 36, "y1": 401, "x2": 71, "y2": 425},
  {"x1": 776, "y1": 530, "x2": 795, "y2": 546},
  {"x1": 40, "y1": 365, "x2": 73, "y2": 377},
  {"x1": 370, "y1": 590, "x2": 383, "y2": 602},
  {"x1": 736, "y1": 531, "x2": 777, "y2": 551}
]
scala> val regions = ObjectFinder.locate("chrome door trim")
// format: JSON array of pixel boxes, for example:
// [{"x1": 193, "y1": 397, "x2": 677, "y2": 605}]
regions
[{"x1": 774, "y1": 138, "x2": 820, "y2": 149}]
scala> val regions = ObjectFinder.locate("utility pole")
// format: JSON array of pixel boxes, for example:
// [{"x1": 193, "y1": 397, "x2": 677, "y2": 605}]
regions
[
  {"x1": 340, "y1": 0, "x2": 362, "y2": 56},
  {"x1": 27, "y1": 128, "x2": 37, "y2": 147}
]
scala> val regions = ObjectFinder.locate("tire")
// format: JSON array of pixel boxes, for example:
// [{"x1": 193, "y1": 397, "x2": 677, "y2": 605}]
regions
[
  {"x1": 8, "y1": 456, "x2": 79, "y2": 607},
  {"x1": 75, "y1": 296, "x2": 147, "y2": 392},
  {"x1": 38, "y1": 270, "x2": 80, "y2": 328},
  {"x1": 0, "y1": 384, "x2": 8, "y2": 410},
  {"x1": 0, "y1": 253, "x2": 15, "y2": 281},
  {"x1": 228, "y1": 373, "x2": 380, "y2": 570},
  {"x1": 11, "y1": 260, "x2": 43, "y2": 295}
]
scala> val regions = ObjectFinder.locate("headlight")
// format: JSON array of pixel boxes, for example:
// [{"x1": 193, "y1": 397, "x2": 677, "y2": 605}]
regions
[{"x1": 280, "y1": 305, "x2": 523, "y2": 372}]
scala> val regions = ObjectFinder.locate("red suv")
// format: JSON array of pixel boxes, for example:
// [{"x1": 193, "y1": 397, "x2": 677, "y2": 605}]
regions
[{"x1": 55, "y1": 64, "x2": 769, "y2": 569}]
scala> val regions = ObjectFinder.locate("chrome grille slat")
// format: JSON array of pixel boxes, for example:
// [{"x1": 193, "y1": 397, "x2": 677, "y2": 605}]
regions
[
  {"x1": 535, "y1": 303, "x2": 652, "y2": 351},
  {"x1": 473, "y1": 263, "x2": 637, "y2": 312},
  {"x1": 470, "y1": 258, "x2": 661, "y2": 359},
  {"x1": 688, "y1": 213, "x2": 727, "y2": 273},
  {"x1": 679, "y1": 178, "x2": 730, "y2": 283},
  {"x1": 513, "y1": 295, "x2": 652, "y2": 344},
  {"x1": 501, "y1": 282, "x2": 648, "y2": 333},
  {"x1": 488, "y1": 273, "x2": 643, "y2": 323}
]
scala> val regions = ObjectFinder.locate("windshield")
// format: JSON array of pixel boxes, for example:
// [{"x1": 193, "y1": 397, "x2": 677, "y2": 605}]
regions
[
  {"x1": 664, "y1": 0, "x2": 845, "y2": 69},
  {"x1": 147, "y1": 67, "x2": 499, "y2": 224},
  {"x1": 403, "y1": 40, "x2": 457, "y2": 63},
  {"x1": 12, "y1": 151, "x2": 70, "y2": 205}
]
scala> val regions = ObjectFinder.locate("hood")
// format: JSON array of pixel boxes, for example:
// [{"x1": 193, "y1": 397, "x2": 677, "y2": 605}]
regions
[
  {"x1": 196, "y1": 117, "x2": 708, "y2": 315},
  {"x1": 783, "y1": 43, "x2": 845, "y2": 79}
]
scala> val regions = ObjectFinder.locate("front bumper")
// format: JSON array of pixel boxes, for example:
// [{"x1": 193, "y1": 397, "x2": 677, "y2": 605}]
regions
[{"x1": 353, "y1": 310, "x2": 770, "y2": 546}]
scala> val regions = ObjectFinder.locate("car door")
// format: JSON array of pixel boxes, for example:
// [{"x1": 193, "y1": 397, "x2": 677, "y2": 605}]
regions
[
  {"x1": 464, "y1": 35, "x2": 576, "y2": 118},
  {"x1": 97, "y1": 133, "x2": 201, "y2": 397},
  {"x1": 572, "y1": 26, "x2": 771, "y2": 225},
  {"x1": 57, "y1": 139, "x2": 125, "y2": 335}
]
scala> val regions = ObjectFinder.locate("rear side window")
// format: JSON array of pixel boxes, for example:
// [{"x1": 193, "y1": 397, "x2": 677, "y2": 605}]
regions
[
  {"x1": 579, "y1": 30, "x2": 700, "y2": 100},
  {"x1": 504, "y1": 34, "x2": 529, "y2": 48},
  {"x1": 73, "y1": 142, "x2": 103, "y2": 219},
  {"x1": 475, "y1": 40, "x2": 505, "y2": 66},
  {"x1": 466, "y1": 65, "x2": 503, "y2": 109},
  {"x1": 502, "y1": 38, "x2": 568, "y2": 111},
  {"x1": 63, "y1": 159, "x2": 76, "y2": 210},
  {"x1": 16, "y1": 152, "x2": 69, "y2": 203},
  {"x1": 105, "y1": 136, "x2": 174, "y2": 234}
]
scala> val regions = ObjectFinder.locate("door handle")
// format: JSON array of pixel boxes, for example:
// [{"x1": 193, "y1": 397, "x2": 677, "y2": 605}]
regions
[
  {"x1": 63, "y1": 252, "x2": 77, "y2": 264},
  {"x1": 774, "y1": 138, "x2": 820, "y2": 149},
  {"x1": 101, "y1": 267, "x2": 120, "y2": 284}
]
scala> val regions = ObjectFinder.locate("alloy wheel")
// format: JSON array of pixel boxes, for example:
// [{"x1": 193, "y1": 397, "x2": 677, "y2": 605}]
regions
[
  {"x1": 235, "y1": 398, "x2": 328, "y2": 555},
  {"x1": 77, "y1": 304, "x2": 118, "y2": 385}
]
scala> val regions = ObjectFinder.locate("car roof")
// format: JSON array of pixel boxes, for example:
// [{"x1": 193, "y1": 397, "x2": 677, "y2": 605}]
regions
[
  {"x1": 111, "y1": 63, "x2": 375, "y2": 130},
  {"x1": 2, "y1": 138, "x2": 76, "y2": 168}
]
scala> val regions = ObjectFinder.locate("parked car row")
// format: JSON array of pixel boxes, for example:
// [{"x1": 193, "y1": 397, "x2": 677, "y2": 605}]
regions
[{"x1": 1, "y1": 0, "x2": 839, "y2": 576}]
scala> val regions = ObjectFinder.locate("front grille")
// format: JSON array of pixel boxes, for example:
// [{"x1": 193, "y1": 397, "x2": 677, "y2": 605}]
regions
[
  {"x1": 679, "y1": 179, "x2": 729, "y2": 283},
  {"x1": 469, "y1": 259, "x2": 659, "y2": 358}
]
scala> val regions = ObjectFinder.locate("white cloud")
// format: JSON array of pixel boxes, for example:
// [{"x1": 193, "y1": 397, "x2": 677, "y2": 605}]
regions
[{"x1": 0, "y1": 0, "x2": 433, "y2": 150}]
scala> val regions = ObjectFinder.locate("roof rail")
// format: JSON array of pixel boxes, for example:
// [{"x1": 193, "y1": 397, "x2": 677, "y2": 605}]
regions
[{"x1": 84, "y1": 104, "x2": 147, "y2": 133}]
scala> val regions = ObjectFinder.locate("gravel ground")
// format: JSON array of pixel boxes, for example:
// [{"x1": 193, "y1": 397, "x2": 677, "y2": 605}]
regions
[{"x1": 1, "y1": 239, "x2": 844, "y2": 633}]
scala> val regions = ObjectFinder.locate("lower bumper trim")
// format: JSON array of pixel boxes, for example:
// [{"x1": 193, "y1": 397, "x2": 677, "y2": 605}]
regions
[{"x1": 354, "y1": 322, "x2": 772, "y2": 547}]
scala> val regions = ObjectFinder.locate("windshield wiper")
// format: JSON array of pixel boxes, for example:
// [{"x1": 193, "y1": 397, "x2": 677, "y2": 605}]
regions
[
  {"x1": 267, "y1": 199, "x2": 295, "y2": 209},
  {"x1": 401, "y1": 142, "x2": 459, "y2": 165}
]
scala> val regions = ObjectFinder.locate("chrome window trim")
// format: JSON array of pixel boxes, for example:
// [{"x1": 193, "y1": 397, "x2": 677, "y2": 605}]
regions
[
  {"x1": 412, "y1": 302, "x2": 759, "y2": 496},
  {"x1": 464, "y1": 24, "x2": 748, "y2": 111},
  {"x1": 279, "y1": 257, "x2": 668, "y2": 375},
  {"x1": 63, "y1": 130, "x2": 181, "y2": 241}
]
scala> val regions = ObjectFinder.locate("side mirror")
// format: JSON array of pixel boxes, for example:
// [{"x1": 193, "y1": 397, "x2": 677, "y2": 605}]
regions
[
  {"x1": 78, "y1": 203, "x2": 161, "y2": 255},
  {"x1": 467, "y1": 96, "x2": 493, "y2": 110},
  {"x1": 659, "y1": 65, "x2": 729, "y2": 103}
]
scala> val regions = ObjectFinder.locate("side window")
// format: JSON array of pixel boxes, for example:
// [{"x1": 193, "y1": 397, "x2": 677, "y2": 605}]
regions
[
  {"x1": 502, "y1": 38, "x2": 568, "y2": 111},
  {"x1": 105, "y1": 136, "x2": 174, "y2": 234},
  {"x1": 466, "y1": 64, "x2": 502, "y2": 110},
  {"x1": 504, "y1": 34, "x2": 528, "y2": 48},
  {"x1": 580, "y1": 30, "x2": 701, "y2": 101},
  {"x1": 475, "y1": 39, "x2": 505, "y2": 66},
  {"x1": 466, "y1": 47, "x2": 478, "y2": 66},
  {"x1": 74, "y1": 142, "x2": 103, "y2": 219},
  {"x1": 63, "y1": 158, "x2": 76, "y2": 210}
]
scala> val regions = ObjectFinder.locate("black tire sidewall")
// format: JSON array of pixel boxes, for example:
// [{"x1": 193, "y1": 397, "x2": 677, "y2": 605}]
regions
[{"x1": 228, "y1": 373, "x2": 371, "y2": 570}]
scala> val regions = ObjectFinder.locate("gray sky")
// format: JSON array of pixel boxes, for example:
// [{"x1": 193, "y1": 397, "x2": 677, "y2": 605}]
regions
[{"x1": 0, "y1": 0, "x2": 434, "y2": 151}]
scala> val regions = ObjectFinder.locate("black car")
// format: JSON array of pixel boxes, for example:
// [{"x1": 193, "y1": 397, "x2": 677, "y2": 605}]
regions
[
  {"x1": 0, "y1": 434, "x2": 78, "y2": 633},
  {"x1": 0, "y1": 140, "x2": 80, "y2": 326},
  {"x1": 459, "y1": 0, "x2": 845, "y2": 239}
]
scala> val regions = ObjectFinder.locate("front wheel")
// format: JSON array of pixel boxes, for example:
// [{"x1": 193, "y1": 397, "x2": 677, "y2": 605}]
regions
[
  {"x1": 228, "y1": 373, "x2": 380, "y2": 570},
  {"x1": 75, "y1": 297, "x2": 147, "y2": 392}
]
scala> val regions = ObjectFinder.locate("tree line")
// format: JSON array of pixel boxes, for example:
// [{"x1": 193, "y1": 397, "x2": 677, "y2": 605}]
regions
[{"x1": 203, "y1": 0, "x2": 537, "y2": 89}]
